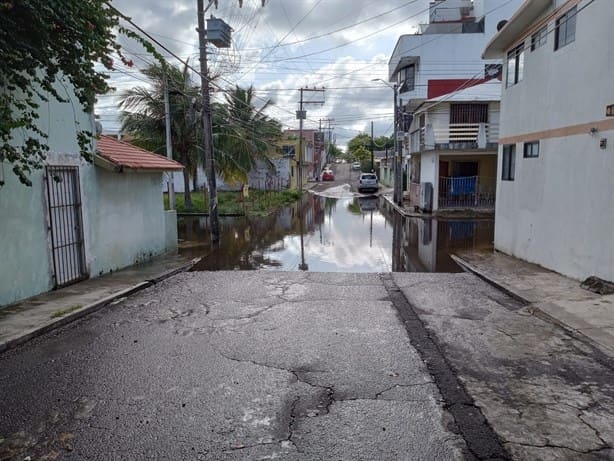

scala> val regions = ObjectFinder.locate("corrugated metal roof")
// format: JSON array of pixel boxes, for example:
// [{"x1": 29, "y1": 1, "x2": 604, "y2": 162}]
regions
[{"x1": 95, "y1": 136, "x2": 184, "y2": 172}]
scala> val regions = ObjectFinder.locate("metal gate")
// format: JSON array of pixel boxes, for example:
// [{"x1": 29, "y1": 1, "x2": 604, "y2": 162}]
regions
[{"x1": 45, "y1": 166, "x2": 87, "y2": 288}]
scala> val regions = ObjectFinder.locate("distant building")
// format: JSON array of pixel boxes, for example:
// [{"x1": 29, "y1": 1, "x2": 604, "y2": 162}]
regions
[{"x1": 483, "y1": 0, "x2": 614, "y2": 282}]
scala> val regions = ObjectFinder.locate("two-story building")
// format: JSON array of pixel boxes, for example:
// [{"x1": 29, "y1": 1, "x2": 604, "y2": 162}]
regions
[
  {"x1": 483, "y1": 0, "x2": 614, "y2": 282},
  {"x1": 407, "y1": 80, "x2": 501, "y2": 211},
  {"x1": 388, "y1": 0, "x2": 522, "y2": 205},
  {"x1": 389, "y1": 0, "x2": 522, "y2": 111}
]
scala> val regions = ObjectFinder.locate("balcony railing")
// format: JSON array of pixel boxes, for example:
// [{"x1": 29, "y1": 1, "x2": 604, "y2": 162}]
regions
[
  {"x1": 438, "y1": 176, "x2": 496, "y2": 209},
  {"x1": 410, "y1": 122, "x2": 499, "y2": 153}
]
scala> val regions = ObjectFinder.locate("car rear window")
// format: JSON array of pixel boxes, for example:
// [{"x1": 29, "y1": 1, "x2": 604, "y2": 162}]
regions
[{"x1": 362, "y1": 174, "x2": 376, "y2": 180}]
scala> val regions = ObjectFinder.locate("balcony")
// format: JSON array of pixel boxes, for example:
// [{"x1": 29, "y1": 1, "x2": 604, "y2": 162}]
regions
[
  {"x1": 410, "y1": 122, "x2": 499, "y2": 153},
  {"x1": 438, "y1": 176, "x2": 496, "y2": 209}
]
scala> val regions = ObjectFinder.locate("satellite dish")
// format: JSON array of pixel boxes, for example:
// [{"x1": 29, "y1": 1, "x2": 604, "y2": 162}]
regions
[{"x1": 497, "y1": 20, "x2": 508, "y2": 31}]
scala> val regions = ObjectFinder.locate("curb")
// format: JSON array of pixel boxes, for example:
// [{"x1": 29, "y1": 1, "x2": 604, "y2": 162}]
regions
[
  {"x1": 0, "y1": 258, "x2": 199, "y2": 354},
  {"x1": 450, "y1": 255, "x2": 531, "y2": 306},
  {"x1": 451, "y1": 254, "x2": 614, "y2": 360}
]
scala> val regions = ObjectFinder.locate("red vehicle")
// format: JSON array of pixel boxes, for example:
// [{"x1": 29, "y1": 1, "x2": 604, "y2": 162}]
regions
[{"x1": 321, "y1": 169, "x2": 335, "y2": 181}]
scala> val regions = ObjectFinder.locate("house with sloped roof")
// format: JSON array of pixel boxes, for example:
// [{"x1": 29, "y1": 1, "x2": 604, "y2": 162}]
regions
[{"x1": 0, "y1": 83, "x2": 183, "y2": 306}]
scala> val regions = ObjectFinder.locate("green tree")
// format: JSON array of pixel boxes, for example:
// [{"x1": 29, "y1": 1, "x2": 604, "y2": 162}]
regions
[
  {"x1": 347, "y1": 133, "x2": 371, "y2": 158},
  {"x1": 212, "y1": 86, "x2": 282, "y2": 185},
  {"x1": 328, "y1": 144, "x2": 344, "y2": 159},
  {"x1": 120, "y1": 62, "x2": 201, "y2": 208},
  {"x1": 0, "y1": 1, "x2": 157, "y2": 186},
  {"x1": 374, "y1": 135, "x2": 394, "y2": 150}
]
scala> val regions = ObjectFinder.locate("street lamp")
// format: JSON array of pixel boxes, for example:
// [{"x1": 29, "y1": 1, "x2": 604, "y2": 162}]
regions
[{"x1": 372, "y1": 78, "x2": 402, "y2": 206}]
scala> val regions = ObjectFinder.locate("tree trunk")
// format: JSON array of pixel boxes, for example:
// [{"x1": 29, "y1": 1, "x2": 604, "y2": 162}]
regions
[
  {"x1": 192, "y1": 167, "x2": 198, "y2": 191},
  {"x1": 183, "y1": 169, "x2": 193, "y2": 209}
]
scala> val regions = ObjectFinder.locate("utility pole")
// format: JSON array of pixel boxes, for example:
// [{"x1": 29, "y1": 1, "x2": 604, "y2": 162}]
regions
[
  {"x1": 197, "y1": 0, "x2": 255, "y2": 244},
  {"x1": 296, "y1": 87, "x2": 325, "y2": 192},
  {"x1": 321, "y1": 118, "x2": 334, "y2": 163},
  {"x1": 393, "y1": 83, "x2": 403, "y2": 206},
  {"x1": 164, "y1": 74, "x2": 175, "y2": 210},
  {"x1": 197, "y1": 0, "x2": 220, "y2": 244},
  {"x1": 370, "y1": 120, "x2": 374, "y2": 172}
]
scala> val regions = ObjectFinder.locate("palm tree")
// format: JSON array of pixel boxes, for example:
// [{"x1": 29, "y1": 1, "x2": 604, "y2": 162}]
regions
[
  {"x1": 119, "y1": 62, "x2": 201, "y2": 208},
  {"x1": 212, "y1": 85, "x2": 282, "y2": 185}
]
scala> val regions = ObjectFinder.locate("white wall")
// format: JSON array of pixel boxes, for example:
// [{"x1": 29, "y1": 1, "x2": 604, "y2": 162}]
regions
[
  {"x1": 0, "y1": 80, "x2": 94, "y2": 306},
  {"x1": 84, "y1": 167, "x2": 172, "y2": 277},
  {"x1": 389, "y1": 0, "x2": 522, "y2": 101},
  {"x1": 495, "y1": 0, "x2": 614, "y2": 281},
  {"x1": 420, "y1": 151, "x2": 440, "y2": 210},
  {"x1": 0, "y1": 168, "x2": 53, "y2": 306},
  {"x1": 1, "y1": 79, "x2": 177, "y2": 306}
]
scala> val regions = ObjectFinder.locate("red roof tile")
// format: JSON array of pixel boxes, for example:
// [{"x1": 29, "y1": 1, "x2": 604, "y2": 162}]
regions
[{"x1": 96, "y1": 135, "x2": 184, "y2": 172}]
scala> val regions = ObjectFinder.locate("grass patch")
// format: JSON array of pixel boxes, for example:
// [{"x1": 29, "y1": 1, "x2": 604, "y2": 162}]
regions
[
  {"x1": 165, "y1": 189, "x2": 303, "y2": 216},
  {"x1": 50, "y1": 304, "x2": 83, "y2": 319}
]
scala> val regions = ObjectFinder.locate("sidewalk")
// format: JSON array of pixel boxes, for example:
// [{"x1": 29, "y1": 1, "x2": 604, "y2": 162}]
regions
[
  {"x1": 453, "y1": 250, "x2": 614, "y2": 357},
  {"x1": 0, "y1": 253, "x2": 198, "y2": 353}
]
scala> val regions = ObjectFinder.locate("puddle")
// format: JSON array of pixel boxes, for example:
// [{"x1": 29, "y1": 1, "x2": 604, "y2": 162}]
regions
[{"x1": 181, "y1": 194, "x2": 494, "y2": 273}]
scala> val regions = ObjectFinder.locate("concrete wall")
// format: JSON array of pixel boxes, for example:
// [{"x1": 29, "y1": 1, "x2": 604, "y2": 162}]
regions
[
  {"x1": 0, "y1": 80, "x2": 93, "y2": 306},
  {"x1": 420, "y1": 151, "x2": 440, "y2": 210},
  {"x1": 1, "y1": 79, "x2": 178, "y2": 306},
  {"x1": 0, "y1": 169, "x2": 53, "y2": 306},
  {"x1": 84, "y1": 168, "x2": 172, "y2": 277},
  {"x1": 495, "y1": 0, "x2": 614, "y2": 281}
]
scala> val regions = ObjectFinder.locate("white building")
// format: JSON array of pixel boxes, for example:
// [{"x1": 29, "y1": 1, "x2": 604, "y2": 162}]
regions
[
  {"x1": 389, "y1": 0, "x2": 523, "y2": 112},
  {"x1": 483, "y1": 0, "x2": 614, "y2": 282},
  {"x1": 0, "y1": 85, "x2": 183, "y2": 307},
  {"x1": 407, "y1": 80, "x2": 501, "y2": 211}
]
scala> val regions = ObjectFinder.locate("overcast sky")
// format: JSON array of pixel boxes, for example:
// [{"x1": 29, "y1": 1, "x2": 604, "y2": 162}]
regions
[{"x1": 97, "y1": 0, "x2": 434, "y2": 149}]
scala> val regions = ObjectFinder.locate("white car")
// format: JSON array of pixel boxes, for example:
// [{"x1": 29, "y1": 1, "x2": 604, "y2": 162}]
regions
[
  {"x1": 351, "y1": 161, "x2": 361, "y2": 170},
  {"x1": 358, "y1": 173, "x2": 378, "y2": 193}
]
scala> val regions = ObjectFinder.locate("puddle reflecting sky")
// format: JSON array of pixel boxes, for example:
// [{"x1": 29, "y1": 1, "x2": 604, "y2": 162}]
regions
[{"x1": 181, "y1": 193, "x2": 494, "y2": 273}]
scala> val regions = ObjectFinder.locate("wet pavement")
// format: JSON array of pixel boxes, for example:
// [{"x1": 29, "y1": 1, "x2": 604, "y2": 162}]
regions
[
  {"x1": 2, "y1": 271, "x2": 614, "y2": 460},
  {"x1": 181, "y1": 185, "x2": 494, "y2": 274},
  {"x1": 0, "y1": 272, "x2": 469, "y2": 460},
  {"x1": 3, "y1": 169, "x2": 614, "y2": 460}
]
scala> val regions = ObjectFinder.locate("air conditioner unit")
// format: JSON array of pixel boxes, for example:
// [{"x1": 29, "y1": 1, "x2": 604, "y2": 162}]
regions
[{"x1": 420, "y1": 182, "x2": 433, "y2": 212}]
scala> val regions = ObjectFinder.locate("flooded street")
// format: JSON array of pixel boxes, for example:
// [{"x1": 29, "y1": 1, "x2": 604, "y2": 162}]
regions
[{"x1": 180, "y1": 186, "x2": 494, "y2": 272}]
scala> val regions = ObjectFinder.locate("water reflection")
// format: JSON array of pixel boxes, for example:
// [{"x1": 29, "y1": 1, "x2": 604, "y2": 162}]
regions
[{"x1": 181, "y1": 194, "x2": 493, "y2": 273}]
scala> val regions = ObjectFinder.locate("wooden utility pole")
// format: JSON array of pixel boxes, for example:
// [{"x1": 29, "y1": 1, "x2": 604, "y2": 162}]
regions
[
  {"x1": 164, "y1": 74, "x2": 175, "y2": 210},
  {"x1": 197, "y1": 0, "x2": 220, "y2": 244},
  {"x1": 197, "y1": 0, "x2": 259, "y2": 244},
  {"x1": 370, "y1": 120, "x2": 374, "y2": 172},
  {"x1": 296, "y1": 88, "x2": 325, "y2": 191}
]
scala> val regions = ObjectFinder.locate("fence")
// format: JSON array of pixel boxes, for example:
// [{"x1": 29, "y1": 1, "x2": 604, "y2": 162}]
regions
[{"x1": 438, "y1": 176, "x2": 495, "y2": 209}]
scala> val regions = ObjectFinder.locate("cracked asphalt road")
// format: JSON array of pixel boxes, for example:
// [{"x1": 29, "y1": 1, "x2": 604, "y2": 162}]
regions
[{"x1": 1, "y1": 271, "x2": 614, "y2": 460}]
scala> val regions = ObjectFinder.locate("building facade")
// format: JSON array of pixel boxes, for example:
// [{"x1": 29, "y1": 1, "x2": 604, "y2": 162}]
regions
[
  {"x1": 483, "y1": 0, "x2": 614, "y2": 281},
  {"x1": 0, "y1": 87, "x2": 183, "y2": 307},
  {"x1": 407, "y1": 81, "x2": 501, "y2": 211}
]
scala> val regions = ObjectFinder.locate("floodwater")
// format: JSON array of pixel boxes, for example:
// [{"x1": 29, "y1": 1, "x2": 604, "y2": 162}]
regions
[{"x1": 180, "y1": 186, "x2": 494, "y2": 273}]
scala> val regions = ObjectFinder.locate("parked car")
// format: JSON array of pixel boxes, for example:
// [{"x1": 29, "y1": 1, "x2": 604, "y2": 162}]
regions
[
  {"x1": 322, "y1": 169, "x2": 335, "y2": 181},
  {"x1": 351, "y1": 161, "x2": 361, "y2": 170},
  {"x1": 357, "y1": 172, "x2": 378, "y2": 193}
]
